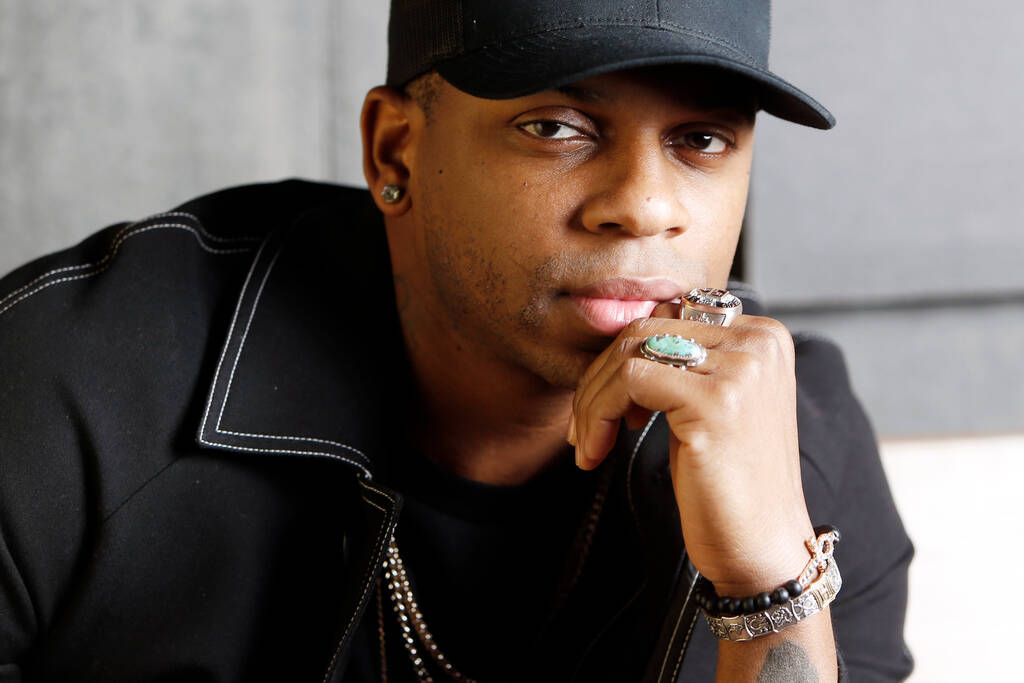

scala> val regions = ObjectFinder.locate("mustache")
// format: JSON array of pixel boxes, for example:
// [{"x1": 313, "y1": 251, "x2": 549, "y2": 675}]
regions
[{"x1": 528, "y1": 249, "x2": 707, "y2": 293}]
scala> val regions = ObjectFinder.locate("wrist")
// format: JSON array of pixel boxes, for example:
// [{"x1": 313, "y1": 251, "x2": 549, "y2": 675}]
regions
[
  {"x1": 705, "y1": 547, "x2": 810, "y2": 597},
  {"x1": 685, "y1": 505, "x2": 816, "y2": 593},
  {"x1": 697, "y1": 527, "x2": 812, "y2": 597},
  {"x1": 696, "y1": 526, "x2": 843, "y2": 634}
]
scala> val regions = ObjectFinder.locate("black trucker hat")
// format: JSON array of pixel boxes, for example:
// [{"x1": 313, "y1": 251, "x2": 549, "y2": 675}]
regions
[{"x1": 387, "y1": 0, "x2": 834, "y2": 130}]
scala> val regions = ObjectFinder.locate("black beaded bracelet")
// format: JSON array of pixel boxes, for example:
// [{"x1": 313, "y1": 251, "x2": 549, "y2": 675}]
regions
[
  {"x1": 694, "y1": 575, "x2": 805, "y2": 617},
  {"x1": 694, "y1": 525, "x2": 840, "y2": 618}
]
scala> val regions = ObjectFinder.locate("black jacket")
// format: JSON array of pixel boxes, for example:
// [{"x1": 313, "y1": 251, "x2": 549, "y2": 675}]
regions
[{"x1": 0, "y1": 180, "x2": 913, "y2": 682}]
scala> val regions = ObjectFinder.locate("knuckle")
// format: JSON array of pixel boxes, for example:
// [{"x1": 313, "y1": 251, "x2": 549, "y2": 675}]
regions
[
  {"x1": 616, "y1": 335, "x2": 635, "y2": 357},
  {"x1": 732, "y1": 350, "x2": 757, "y2": 371},
  {"x1": 673, "y1": 428, "x2": 715, "y2": 455},
  {"x1": 744, "y1": 324, "x2": 775, "y2": 347},
  {"x1": 625, "y1": 317, "x2": 656, "y2": 337},
  {"x1": 714, "y1": 377, "x2": 745, "y2": 414},
  {"x1": 730, "y1": 351, "x2": 762, "y2": 381},
  {"x1": 739, "y1": 318, "x2": 793, "y2": 360},
  {"x1": 620, "y1": 356, "x2": 651, "y2": 383},
  {"x1": 759, "y1": 317, "x2": 795, "y2": 349}
]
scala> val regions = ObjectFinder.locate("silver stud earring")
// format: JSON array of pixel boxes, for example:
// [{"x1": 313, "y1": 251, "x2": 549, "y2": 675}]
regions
[{"x1": 380, "y1": 184, "x2": 404, "y2": 203}]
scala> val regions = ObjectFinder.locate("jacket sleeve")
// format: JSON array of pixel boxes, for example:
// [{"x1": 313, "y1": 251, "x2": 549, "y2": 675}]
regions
[
  {"x1": 0, "y1": 531, "x2": 31, "y2": 682},
  {"x1": 0, "y1": 232, "x2": 122, "y2": 680},
  {"x1": 793, "y1": 335, "x2": 914, "y2": 682}
]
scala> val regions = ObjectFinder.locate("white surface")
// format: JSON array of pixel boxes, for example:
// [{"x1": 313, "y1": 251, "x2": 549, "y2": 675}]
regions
[{"x1": 880, "y1": 435, "x2": 1024, "y2": 682}]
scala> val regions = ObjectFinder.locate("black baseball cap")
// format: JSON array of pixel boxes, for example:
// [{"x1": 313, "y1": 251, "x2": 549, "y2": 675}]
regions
[{"x1": 386, "y1": 0, "x2": 834, "y2": 130}]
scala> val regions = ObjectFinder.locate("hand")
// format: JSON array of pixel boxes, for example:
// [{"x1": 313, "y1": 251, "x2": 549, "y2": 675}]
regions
[{"x1": 569, "y1": 304, "x2": 814, "y2": 595}]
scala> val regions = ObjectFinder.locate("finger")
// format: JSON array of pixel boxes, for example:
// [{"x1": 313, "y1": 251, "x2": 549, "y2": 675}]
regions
[
  {"x1": 570, "y1": 313, "x2": 769, "y2": 449},
  {"x1": 572, "y1": 319, "x2": 660, "y2": 444},
  {"x1": 576, "y1": 349, "x2": 728, "y2": 468},
  {"x1": 650, "y1": 299, "x2": 681, "y2": 319},
  {"x1": 634, "y1": 312, "x2": 786, "y2": 354},
  {"x1": 571, "y1": 317, "x2": 663, "y2": 440},
  {"x1": 577, "y1": 355, "x2": 716, "y2": 469},
  {"x1": 573, "y1": 318, "x2": 722, "y2": 430}
]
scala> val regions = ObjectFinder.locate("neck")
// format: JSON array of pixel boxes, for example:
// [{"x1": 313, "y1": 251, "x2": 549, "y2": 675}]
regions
[
  {"x1": 416, "y1": 353, "x2": 574, "y2": 487},
  {"x1": 400, "y1": 308, "x2": 575, "y2": 488}
]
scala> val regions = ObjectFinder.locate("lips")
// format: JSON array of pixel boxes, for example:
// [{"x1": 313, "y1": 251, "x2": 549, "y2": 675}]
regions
[{"x1": 567, "y1": 278, "x2": 682, "y2": 336}]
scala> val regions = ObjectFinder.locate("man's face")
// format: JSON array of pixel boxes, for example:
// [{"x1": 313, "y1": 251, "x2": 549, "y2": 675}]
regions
[{"x1": 396, "y1": 67, "x2": 756, "y2": 388}]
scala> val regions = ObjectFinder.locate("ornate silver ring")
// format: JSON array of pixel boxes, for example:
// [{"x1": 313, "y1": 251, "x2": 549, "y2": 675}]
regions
[
  {"x1": 640, "y1": 334, "x2": 708, "y2": 369},
  {"x1": 682, "y1": 287, "x2": 742, "y2": 327}
]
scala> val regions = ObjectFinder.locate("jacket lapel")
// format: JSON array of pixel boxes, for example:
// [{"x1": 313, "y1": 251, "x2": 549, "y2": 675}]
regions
[
  {"x1": 194, "y1": 187, "x2": 409, "y2": 678},
  {"x1": 197, "y1": 189, "x2": 411, "y2": 477}
]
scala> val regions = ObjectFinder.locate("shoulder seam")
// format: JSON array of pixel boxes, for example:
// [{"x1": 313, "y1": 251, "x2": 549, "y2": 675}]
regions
[{"x1": 0, "y1": 212, "x2": 261, "y2": 320}]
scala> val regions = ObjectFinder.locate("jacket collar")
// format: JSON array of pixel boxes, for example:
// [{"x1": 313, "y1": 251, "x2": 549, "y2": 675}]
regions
[{"x1": 197, "y1": 188, "x2": 411, "y2": 478}]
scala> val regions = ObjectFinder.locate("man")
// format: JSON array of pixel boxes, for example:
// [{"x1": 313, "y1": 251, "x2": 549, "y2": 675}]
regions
[{"x1": 0, "y1": 1, "x2": 912, "y2": 681}]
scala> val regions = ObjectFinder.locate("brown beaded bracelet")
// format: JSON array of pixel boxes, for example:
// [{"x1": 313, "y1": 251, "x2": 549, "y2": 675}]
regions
[{"x1": 695, "y1": 525, "x2": 841, "y2": 617}]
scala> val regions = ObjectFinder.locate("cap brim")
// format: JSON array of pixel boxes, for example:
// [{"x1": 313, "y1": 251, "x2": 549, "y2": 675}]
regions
[{"x1": 436, "y1": 25, "x2": 835, "y2": 130}]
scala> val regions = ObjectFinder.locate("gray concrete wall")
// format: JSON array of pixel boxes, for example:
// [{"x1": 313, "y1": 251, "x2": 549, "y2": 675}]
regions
[
  {"x1": 752, "y1": 1, "x2": 1024, "y2": 436},
  {"x1": 0, "y1": 0, "x2": 386, "y2": 272},
  {"x1": 1, "y1": 1, "x2": 1019, "y2": 438}
]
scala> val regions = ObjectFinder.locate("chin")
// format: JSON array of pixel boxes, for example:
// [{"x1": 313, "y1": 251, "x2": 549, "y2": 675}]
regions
[{"x1": 525, "y1": 346, "x2": 598, "y2": 390}]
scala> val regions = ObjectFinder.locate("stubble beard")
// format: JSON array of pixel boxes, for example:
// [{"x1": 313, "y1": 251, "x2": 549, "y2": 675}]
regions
[{"x1": 420, "y1": 209, "x2": 593, "y2": 391}]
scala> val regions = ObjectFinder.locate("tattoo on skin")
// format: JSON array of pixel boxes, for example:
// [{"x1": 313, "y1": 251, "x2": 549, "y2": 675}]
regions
[{"x1": 756, "y1": 640, "x2": 819, "y2": 683}]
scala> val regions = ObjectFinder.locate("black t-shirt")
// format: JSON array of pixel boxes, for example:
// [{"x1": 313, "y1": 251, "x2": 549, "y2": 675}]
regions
[{"x1": 352, "y1": 448, "x2": 603, "y2": 682}]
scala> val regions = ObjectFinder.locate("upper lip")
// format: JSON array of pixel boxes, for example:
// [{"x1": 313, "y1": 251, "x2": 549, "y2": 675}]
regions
[{"x1": 568, "y1": 277, "x2": 683, "y2": 301}]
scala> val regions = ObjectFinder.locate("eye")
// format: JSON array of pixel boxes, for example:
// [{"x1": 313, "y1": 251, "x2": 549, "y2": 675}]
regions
[
  {"x1": 677, "y1": 132, "x2": 730, "y2": 154},
  {"x1": 519, "y1": 121, "x2": 584, "y2": 140}
]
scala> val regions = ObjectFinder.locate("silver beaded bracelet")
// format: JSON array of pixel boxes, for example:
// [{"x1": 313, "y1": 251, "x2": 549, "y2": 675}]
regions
[{"x1": 703, "y1": 558, "x2": 842, "y2": 642}]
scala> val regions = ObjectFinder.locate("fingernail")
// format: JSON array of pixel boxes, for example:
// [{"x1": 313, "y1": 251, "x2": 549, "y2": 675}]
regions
[
  {"x1": 567, "y1": 418, "x2": 577, "y2": 446},
  {"x1": 574, "y1": 446, "x2": 583, "y2": 468}
]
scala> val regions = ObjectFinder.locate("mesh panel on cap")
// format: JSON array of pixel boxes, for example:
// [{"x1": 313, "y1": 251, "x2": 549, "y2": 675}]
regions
[{"x1": 387, "y1": 0, "x2": 464, "y2": 87}]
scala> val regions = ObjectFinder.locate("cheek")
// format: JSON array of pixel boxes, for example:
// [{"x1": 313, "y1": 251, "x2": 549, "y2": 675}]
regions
[
  {"x1": 431, "y1": 160, "x2": 576, "y2": 269},
  {"x1": 681, "y1": 173, "x2": 749, "y2": 278},
  {"x1": 414, "y1": 166, "x2": 553, "y2": 321}
]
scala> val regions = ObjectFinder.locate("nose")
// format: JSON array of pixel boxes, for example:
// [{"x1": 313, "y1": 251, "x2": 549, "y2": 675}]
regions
[{"x1": 579, "y1": 139, "x2": 690, "y2": 238}]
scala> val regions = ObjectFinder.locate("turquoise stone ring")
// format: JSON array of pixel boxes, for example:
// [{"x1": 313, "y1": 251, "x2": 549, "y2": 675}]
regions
[{"x1": 640, "y1": 334, "x2": 708, "y2": 368}]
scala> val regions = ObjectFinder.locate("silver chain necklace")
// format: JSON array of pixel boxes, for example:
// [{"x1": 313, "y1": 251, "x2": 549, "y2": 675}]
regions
[{"x1": 377, "y1": 461, "x2": 615, "y2": 682}]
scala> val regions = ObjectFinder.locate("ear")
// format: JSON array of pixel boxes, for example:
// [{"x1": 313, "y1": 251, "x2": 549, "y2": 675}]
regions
[{"x1": 361, "y1": 86, "x2": 421, "y2": 215}]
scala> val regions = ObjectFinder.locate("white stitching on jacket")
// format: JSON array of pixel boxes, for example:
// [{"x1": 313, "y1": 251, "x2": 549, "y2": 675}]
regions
[
  {"x1": 0, "y1": 206, "x2": 372, "y2": 474},
  {"x1": 0, "y1": 212, "x2": 257, "y2": 309},
  {"x1": 670, "y1": 580, "x2": 702, "y2": 682},
  {"x1": 194, "y1": 239, "x2": 372, "y2": 470},
  {"x1": 0, "y1": 222, "x2": 255, "y2": 317},
  {"x1": 657, "y1": 571, "x2": 701, "y2": 682},
  {"x1": 321, "y1": 482, "x2": 396, "y2": 683},
  {"x1": 191, "y1": 439, "x2": 371, "y2": 478},
  {"x1": 213, "y1": 248, "x2": 366, "y2": 453},
  {"x1": 626, "y1": 411, "x2": 661, "y2": 532}
]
